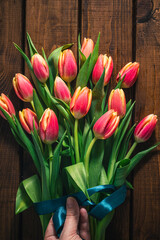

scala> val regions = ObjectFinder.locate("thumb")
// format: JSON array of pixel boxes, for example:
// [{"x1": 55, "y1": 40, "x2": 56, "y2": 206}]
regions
[{"x1": 61, "y1": 197, "x2": 80, "y2": 238}]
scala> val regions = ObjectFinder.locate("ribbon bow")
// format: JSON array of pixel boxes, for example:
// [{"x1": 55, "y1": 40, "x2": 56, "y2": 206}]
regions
[{"x1": 34, "y1": 184, "x2": 127, "y2": 237}]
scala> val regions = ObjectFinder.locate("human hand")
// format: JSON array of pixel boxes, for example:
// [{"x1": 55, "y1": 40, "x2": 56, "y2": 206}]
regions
[{"x1": 44, "y1": 197, "x2": 90, "y2": 240}]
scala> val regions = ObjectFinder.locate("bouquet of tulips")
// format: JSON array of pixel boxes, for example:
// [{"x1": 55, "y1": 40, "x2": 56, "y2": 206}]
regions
[{"x1": 0, "y1": 33, "x2": 159, "y2": 240}]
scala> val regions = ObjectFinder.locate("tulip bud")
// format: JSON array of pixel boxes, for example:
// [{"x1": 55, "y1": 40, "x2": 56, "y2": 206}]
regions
[
  {"x1": 31, "y1": 53, "x2": 49, "y2": 83},
  {"x1": 0, "y1": 93, "x2": 15, "y2": 119},
  {"x1": 116, "y1": 62, "x2": 139, "y2": 88},
  {"x1": 134, "y1": 114, "x2": 157, "y2": 143},
  {"x1": 108, "y1": 89, "x2": 126, "y2": 118},
  {"x1": 81, "y1": 38, "x2": 94, "y2": 59},
  {"x1": 39, "y1": 108, "x2": 59, "y2": 144},
  {"x1": 54, "y1": 76, "x2": 71, "y2": 104},
  {"x1": 92, "y1": 54, "x2": 113, "y2": 86},
  {"x1": 19, "y1": 108, "x2": 38, "y2": 134},
  {"x1": 70, "y1": 86, "x2": 92, "y2": 119},
  {"x1": 13, "y1": 73, "x2": 33, "y2": 102},
  {"x1": 93, "y1": 110, "x2": 120, "y2": 139},
  {"x1": 58, "y1": 49, "x2": 77, "y2": 83}
]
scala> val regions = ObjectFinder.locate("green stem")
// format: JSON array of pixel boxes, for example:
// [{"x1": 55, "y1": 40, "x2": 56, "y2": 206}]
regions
[
  {"x1": 67, "y1": 82, "x2": 71, "y2": 92},
  {"x1": 84, "y1": 137, "x2": 97, "y2": 182},
  {"x1": 125, "y1": 141, "x2": 137, "y2": 159},
  {"x1": 30, "y1": 100, "x2": 35, "y2": 111},
  {"x1": 48, "y1": 144, "x2": 53, "y2": 183},
  {"x1": 74, "y1": 119, "x2": 80, "y2": 163}
]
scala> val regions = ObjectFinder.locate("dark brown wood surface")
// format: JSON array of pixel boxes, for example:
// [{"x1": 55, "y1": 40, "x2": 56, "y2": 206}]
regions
[{"x1": 0, "y1": 0, "x2": 160, "y2": 239}]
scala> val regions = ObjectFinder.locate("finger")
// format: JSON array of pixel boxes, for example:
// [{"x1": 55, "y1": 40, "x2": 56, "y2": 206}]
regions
[
  {"x1": 44, "y1": 217, "x2": 58, "y2": 240},
  {"x1": 61, "y1": 197, "x2": 80, "y2": 237},
  {"x1": 79, "y1": 208, "x2": 90, "y2": 240}
]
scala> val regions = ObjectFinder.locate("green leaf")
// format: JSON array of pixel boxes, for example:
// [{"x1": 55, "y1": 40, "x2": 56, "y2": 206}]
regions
[
  {"x1": 33, "y1": 89, "x2": 44, "y2": 120},
  {"x1": 102, "y1": 85, "x2": 109, "y2": 113},
  {"x1": 114, "y1": 159, "x2": 130, "y2": 187},
  {"x1": 89, "y1": 140, "x2": 104, "y2": 187},
  {"x1": 14, "y1": 115, "x2": 41, "y2": 174},
  {"x1": 33, "y1": 120, "x2": 43, "y2": 152},
  {"x1": 127, "y1": 142, "x2": 160, "y2": 176},
  {"x1": 31, "y1": 133, "x2": 50, "y2": 201},
  {"x1": 10, "y1": 128, "x2": 27, "y2": 150},
  {"x1": 64, "y1": 162, "x2": 88, "y2": 196},
  {"x1": 76, "y1": 54, "x2": 91, "y2": 88},
  {"x1": 0, "y1": 107, "x2": 17, "y2": 132},
  {"x1": 90, "y1": 68, "x2": 105, "y2": 121},
  {"x1": 42, "y1": 48, "x2": 54, "y2": 94},
  {"x1": 125, "y1": 180, "x2": 134, "y2": 189},
  {"x1": 14, "y1": 43, "x2": 33, "y2": 70},
  {"x1": 82, "y1": 119, "x2": 94, "y2": 159},
  {"x1": 115, "y1": 74, "x2": 125, "y2": 89},
  {"x1": 107, "y1": 101, "x2": 135, "y2": 182},
  {"x1": 23, "y1": 175, "x2": 42, "y2": 203},
  {"x1": 79, "y1": 49, "x2": 86, "y2": 66},
  {"x1": 51, "y1": 131, "x2": 66, "y2": 197},
  {"x1": 27, "y1": 32, "x2": 38, "y2": 57},
  {"x1": 64, "y1": 119, "x2": 75, "y2": 165},
  {"x1": 87, "y1": 32, "x2": 100, "y2": 81},
  {"x1": 48, "y1": 43, "x2": 73, "y2": 80},
  {"x1": 15, "y1": 182, "x2": 32, "y2": 214},
  {"x1": 117, "y1": 124, "x2": 136, "y2": 162},
  {"x1": 44, "y1": 85, "x2": 74, "y2": 127},
  {"x1": 99, "y1": 167, "x2": 109, "y2": 185},
  {"x1": 78, "y1": 33, "x2": 82, "y2": 68}
]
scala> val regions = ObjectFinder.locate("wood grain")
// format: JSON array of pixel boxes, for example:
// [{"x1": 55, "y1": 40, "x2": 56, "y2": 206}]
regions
[
  {"x1": 81, "y1": 1, "x2": 133, "y2": 239},
  {"x1": 0, "y1": 0, "x2": 23, "y2": 239},
  {"x1": 133, "y1": 0, "x2": 160, "y2": 239},
  {"x1": 21, "y1": 0, "x2": 78, "y2": 239}
]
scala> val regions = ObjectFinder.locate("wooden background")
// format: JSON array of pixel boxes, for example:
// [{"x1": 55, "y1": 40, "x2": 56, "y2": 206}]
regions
[{"x1": 0, "y1": 0, "x2": 160, "y2": 239}]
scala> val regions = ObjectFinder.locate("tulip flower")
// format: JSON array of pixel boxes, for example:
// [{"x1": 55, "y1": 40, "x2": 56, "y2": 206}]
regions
[
  {"x1": 39, "y1": 108, "x2": 59, "y2": 144},
  {"x1": 0, "y1": 93, "x2": 15, "y2": 119},
  {"x1": 108, "y1": 89, "x2": 126, "y2": 118},
  {"x1": 116, "y1": 62, "x2": 139, "y2": 88},
  {"x1": 92, "y1": 54, "x2": 113, "y2": 86},
  {"x1": 93, "y1": 110, "x2": 120, "y2": 139},
  {"x1": 54, "y1": 76, "x2": 71, "y2": 104},
  {"x1": 58, "y1": 49, "x2": 77, "y2": 83},
  {"x1": 134, "y1": 114, "x2": 157, "y2": 143},
  {"x1": 13, "y1": 73, "x2": 33, "y2": 102},
  {"x1": 19, "y1": 108, "x2": 38, "y2": 134},
  {"x1": 31, "y1": 53, "x2": 49, "y2": 83},
  {"x1": 81, "y1": 38, "x2": 94, "y2": 59},
  {"x1": 70, "y1": 86, "x2": 92, "y2": 119}
]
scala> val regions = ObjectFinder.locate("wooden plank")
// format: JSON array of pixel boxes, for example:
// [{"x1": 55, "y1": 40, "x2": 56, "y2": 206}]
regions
[
  {"x1": 133, "y1": 0, "x2": 160, "y2": 239},
  {"x1": 0, "y1": 0, "x2": 23, "y2": 239},
  {"x1": 22, "y1": 1, "x2": 78, "y2": 239},
  {"x1": 81, "y1": 1, "x2": 133, "y2": 239}
]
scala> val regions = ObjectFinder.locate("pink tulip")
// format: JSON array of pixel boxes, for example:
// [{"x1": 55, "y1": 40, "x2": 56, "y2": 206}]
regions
[
  {"x1": 70, "y1": 86, "x2": 92, "y2": 119},
  {"x1": 116, "y1": 62, "x2": 139, "y2": 88},
  {"x1": 93, "y1": 110, "x2": 120, "y2": 139},
  {"x1": 54, "y1": 76, "x2": 71, "y2": 104},
  {"x1": 13, "y1": 73, "x2": 33, "y2": 102},
  {"x1": 81, "y1": 38, "x2": 94, "y2": 59},
  {"x1": 92, "y1": 54, "x2": 113, "y2": 86},
  {"x1": 0, "y1": 93, "x2": 15, "y2": 119},
  {"x1": 19, "y1": 108, "x2": 38, "y2": 134},
  {"x1": 108, "y1": 89, "x2": 126, "y2": 118},
  {"x1": 39, "y1": 108, "x2": 59, "y2": 144},
  {"x1": 31, "y1": 53, "x2": 49, "y2": 83},
  {"x1": 134, "y1": 114, "x2": 157, "y2": 143},
  {"x1": 58, "y1": 49, "x2": 77, "y2": 83}
]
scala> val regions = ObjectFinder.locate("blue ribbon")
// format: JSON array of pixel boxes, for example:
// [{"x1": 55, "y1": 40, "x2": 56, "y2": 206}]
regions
[{"x1": 34, "y1": 184, "x2": 127, "y2": 237}]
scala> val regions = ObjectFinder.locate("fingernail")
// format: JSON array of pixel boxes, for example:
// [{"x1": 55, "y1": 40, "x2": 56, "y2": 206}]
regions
[{"x1": 67, "y1": 197, "x2": 74, "y2": 209}]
